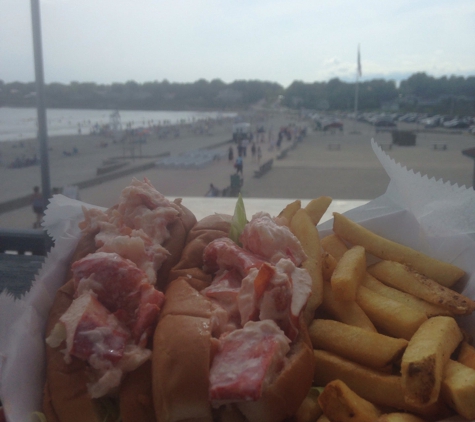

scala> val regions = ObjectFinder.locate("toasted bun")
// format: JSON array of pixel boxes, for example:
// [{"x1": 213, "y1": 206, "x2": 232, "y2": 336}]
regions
[
  {"x1": 120, "y1": 360, "x2": 156, "y2": 422},
  {"x1": 152, "y1": 314, "x2": 213, "y2": 422},
  {"x1": 156, "y1": 200, "x2": 197, "y2": 291},
  {"x1": 43, "y1": 280, "x2": 105, "y2": 422},
  {"x1": 154, "y1": 213, "x2": 316, "y2": 422},
  {"x1": 161, "y1": 277, "x2": 219, "y2": 320},
  {"x1": 43, "y1": 199, "x2": 196, "y2": 422},
  {"x1": 42, "y1": 382, "x2": 60, "y2": 422},
  {"x1": 189, "y1": 214, "x2": 232, "y2": 235},
  {"x1": 167, "y1": 214, "x2": 231, "y2": 288},
  {"x1": 236, "y1": 341, "x2": 315, "y2": 422}
]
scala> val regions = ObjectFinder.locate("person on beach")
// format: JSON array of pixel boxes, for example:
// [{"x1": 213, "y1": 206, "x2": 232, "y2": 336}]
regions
[
  {"x1": 235, "y1": 155, "x2": 243, "y2": 175},
  {"x1": 242, "y1": 138, "x2": 248, "y2": 157},
  {"x1": 31, "y1": 186, "x2": 44, "y2": 229},
  {"x1": 205, "y1": 183, "x2": 220, "y2": 197},
  {"x1": 228, "y1": 146, "x2": 234, "y2": 163},
  {"x1": 257, "y1": 146, "x2": 262, "y2": 164},
  {"x1": 251, "y1": 142, "x2": 256, "y2": 161}
]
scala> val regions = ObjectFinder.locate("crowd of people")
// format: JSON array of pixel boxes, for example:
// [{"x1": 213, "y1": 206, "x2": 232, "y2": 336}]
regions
[
  {"x1": 8, "y1": 154, "x2": 39, "y2": 169},
  {"x1": 206, "y1": 121, "x2": 306, "y2": 197}
]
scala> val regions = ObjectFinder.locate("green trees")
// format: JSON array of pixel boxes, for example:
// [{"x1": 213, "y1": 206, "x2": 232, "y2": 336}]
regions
[
  {"x1": 0, "y1": 74, "x2": 473, "y2": 114},
  {"x1": 282, "y1": 78, "x2": 398, "y2": 111}
]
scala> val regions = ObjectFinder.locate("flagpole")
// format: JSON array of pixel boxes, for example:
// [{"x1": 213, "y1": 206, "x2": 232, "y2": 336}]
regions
[
  {"x1": 354, "y1": 72, "x2": 359, "y2": 117},
  {"x1": 352, "y1": 44, "x2": 361, "y2": 134}
]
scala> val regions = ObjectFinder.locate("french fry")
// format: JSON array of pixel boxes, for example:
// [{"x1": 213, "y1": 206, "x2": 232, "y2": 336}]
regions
[
  {"x1": 309, "y1": 319, "x2": 408, "y2": 369},
  {"x1": 318, "y1": 380, "x2": 382, "y2": 422},
  {"x1": 401, "y1": 316, "x2": 463, "y2": 407},
  {"x1": 291, "y1": 209, "x2": 321, "y2": 260},
  {"x1": 294, "y1": 387, "x2": 323, "y2": 422},
  {"x1": 368, "y1": 261, "x2": 475, "y2": 315},
  {"x1": 321, "y1": 234, "x2": 348, "y2": 261},
  {"x1": 290, "y1": 208, "x2": 324, "y2": 322},
  {"x1": 321, "y1": 281, "x2": 377, "y2": 332},
  {"x1": 458, "y1": 341, "x2": 475, "y2": 370},
  {"x1": 321, "y1": 233, "x2": 453, "y2": 318},
  {"x1": 355, "y1": 285, "x2": 428, "y2": 340},
  {"x1": 331, "y1": 245, "x2": 366, "y2": 301},
  {"x1": 361, "y1": 272, "x2": 453, "y2": 318},
  {"x1": 321, "y1": 251, "x2": 337, "y2": 282},
  {"x1": 304, "y1": 196, "x2": 332, "y2": 226},
  {"x1": 441, "y1": 359, "x2": 475, "y2": 420},
  {"x1": 377, "y1": 413, "x2": 426, "y2": 422},
  {"x1": 332, "y1": 212, "x2": 465, "y2": 287},
  {"x1": 278, "y1": 199, "x2": 301, "y2": 225},
  {"x1": 313, "y1": 349, "x2": 452, "y2": 418}
]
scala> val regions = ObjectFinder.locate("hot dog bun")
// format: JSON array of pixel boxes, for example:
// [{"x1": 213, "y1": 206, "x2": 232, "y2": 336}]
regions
[
  {"x1": 167, "y1": 214, "x2": 232, "y2": 290},
  {"x1": 44, "y1": 280, "x2": 106, "y2": 422},
  {"x1": 155, "y1": 198, "x2": 197, "y2": 291},
  {"x1": 153, "y1": 314, "x2": 214, "y2": 422},
  {"x1": 43, "y1": 186, "x2": 196, "y2": 422},
  {"x1": 119, "y1": 360, "x2": 156, "y2": 422},
  {"x1": 152, "y1": 213, "x2": 315, "y2": 422}
]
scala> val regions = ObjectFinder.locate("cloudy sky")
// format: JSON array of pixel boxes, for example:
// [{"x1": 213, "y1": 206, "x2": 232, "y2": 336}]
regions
[{"x1": 1, "y1": 0, "x2": 474, "y2": 88}]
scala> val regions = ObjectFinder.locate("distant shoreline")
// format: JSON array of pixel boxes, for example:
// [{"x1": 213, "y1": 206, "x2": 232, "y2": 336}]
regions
[
  {"x1": 0, "y1": 107, "x2": 239, "y2": 143},
  {"x1": 0, "y1": 104, "x2": 244, "y2": 112}
]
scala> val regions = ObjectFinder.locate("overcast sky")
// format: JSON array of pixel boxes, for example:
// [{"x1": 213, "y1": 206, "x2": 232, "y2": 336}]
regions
[{"x1": 1, "y1": 0, "x2": 474, "y2": 88}]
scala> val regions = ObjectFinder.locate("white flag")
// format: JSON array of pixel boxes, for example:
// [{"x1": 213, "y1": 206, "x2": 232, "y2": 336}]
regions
[{"x1": 357, "y1": 45, "x2": 362, "y2": 77}]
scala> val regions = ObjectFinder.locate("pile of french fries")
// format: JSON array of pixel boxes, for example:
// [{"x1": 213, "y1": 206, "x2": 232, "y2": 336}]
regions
[{"x1": 279, "y1": 197, "x2": 475, "y2": 422}]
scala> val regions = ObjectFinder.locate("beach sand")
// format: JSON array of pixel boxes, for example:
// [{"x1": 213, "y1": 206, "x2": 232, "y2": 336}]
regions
[{"x1": 0, "y1": 110, "x2": 474, "y2": 230}]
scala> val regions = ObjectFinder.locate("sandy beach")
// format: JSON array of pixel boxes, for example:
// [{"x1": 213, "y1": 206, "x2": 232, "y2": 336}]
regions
[{"x1": 0, "y1": 109, "x2": 474, "y2": 230}]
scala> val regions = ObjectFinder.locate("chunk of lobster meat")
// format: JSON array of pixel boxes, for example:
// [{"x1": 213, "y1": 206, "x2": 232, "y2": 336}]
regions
[
  {"x1": 240, "y1": 213, "x2": 307, "y2": 266},
  {"x1": 97, "y1": 232, "x2": 170, "y2": 284},
  {"x1": 116, "y1": 178, "x2": 180, "y2": 244},
  {"x1": 202, "y1": 269, "x2": 242, "y2": 320},
  {"x1": 87, "y1": 343, "x2": 152, "y2": 399},
  {"x1": 132, "y1": 284, "x2": 164, "y2": 345},
  {"x1": 209, "y1": 320, "x2": 290, "y2": 404},
  {"x1": 238, "y1": 259, "x2": 312, "y2": 340},
  {"x1": 59, "y1": 292, "x2": 130, "y2": 364},
  {"x1": 79, "y1": 206, "x2": 112, "y2": 235},
  {"x1": 263, "y1": 259, "x2": 312, "y2": 340},
  {"x1": 72, "y1": 252, "x2": 165, "y2": 342},
  {"x1": 203, "y1": 237, "x2": 265, "y2": 277},
  {"x1": 238, "y1": 264, "x2": 275, "y2": 325},
  {"x1": 72, "y1": 252, "x2": 148, "y2": 311}
]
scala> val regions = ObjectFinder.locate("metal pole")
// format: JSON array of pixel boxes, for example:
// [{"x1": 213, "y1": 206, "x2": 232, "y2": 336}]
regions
[
  {"x1": 30, "y1": 0, "x2": 51, "y2": 203},
  {"x1": 354, "y1": 75, "x2": 359, "y2": 116},
  {"x1": 352, "y1": 45, "x2": 361, "y2": 133}
]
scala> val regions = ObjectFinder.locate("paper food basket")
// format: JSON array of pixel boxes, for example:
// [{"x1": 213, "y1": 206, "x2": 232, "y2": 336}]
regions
[{"x1": 1, "y1": 139, "x2": 474, "y2": 422}]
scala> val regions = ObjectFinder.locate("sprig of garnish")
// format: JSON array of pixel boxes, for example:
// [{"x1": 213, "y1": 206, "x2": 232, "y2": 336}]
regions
[{"x1": 229, "y1": 193, "x2": 248, "y2": 246}]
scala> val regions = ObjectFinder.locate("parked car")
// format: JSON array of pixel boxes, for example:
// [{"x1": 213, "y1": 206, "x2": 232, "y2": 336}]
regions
[
  {"x1": 374, "y1": 119, "x2": 397, "y2": 127},
  {"x1": 322, "y1": 120, "x2": 343, "y2": 131},
  {"x1": 421, "y1": 115, "x2": 441, "y2": 128},
  {"x1": 443, "y1": 119, "x2": 470, "y2": 129}
]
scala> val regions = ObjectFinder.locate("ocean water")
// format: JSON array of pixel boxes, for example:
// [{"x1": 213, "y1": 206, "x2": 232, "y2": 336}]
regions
[{"x1": 0, "y1": 107, "x2": 236, "y2": 142}]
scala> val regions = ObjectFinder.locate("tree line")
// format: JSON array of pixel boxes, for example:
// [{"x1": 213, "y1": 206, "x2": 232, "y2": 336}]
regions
[{"x1": 1, "y1": 73, "x2": 474, "y2": 115}]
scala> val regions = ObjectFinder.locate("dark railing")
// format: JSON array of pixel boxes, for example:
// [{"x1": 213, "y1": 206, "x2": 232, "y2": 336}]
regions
[
  {"x1": 0, "y1": 229, "x2": 52, "y2": 297},
  {"x1": 0, "y1": 228, "x2": 53, "y2": 255}
]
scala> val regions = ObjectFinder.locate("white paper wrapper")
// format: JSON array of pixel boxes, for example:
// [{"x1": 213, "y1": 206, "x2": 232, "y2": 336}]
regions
[{"x1": 1, "y1": 140, "x2": 474, "y2": 422}]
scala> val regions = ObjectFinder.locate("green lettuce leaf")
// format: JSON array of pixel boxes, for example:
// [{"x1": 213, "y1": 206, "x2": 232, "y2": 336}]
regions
[{"x1": 229, "y1": 193, "x2": 248, "y2": 245}]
